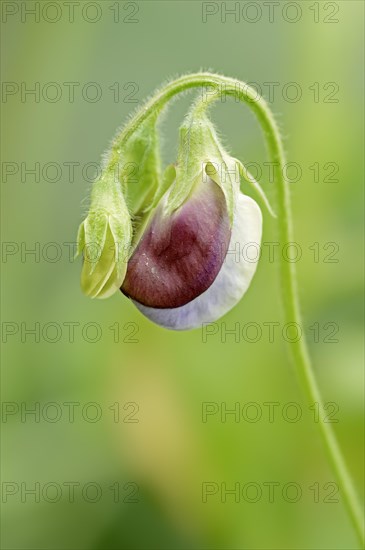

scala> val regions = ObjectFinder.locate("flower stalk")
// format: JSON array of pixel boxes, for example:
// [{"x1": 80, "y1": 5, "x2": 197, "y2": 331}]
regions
[{"x1": 83, "y1": 73, "x2": 364, "y2": 544}]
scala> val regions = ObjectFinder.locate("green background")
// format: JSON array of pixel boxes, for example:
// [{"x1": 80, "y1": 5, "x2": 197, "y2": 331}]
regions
[{"x1": 1, "y1": 1, "x2": 364, "y2": 548}]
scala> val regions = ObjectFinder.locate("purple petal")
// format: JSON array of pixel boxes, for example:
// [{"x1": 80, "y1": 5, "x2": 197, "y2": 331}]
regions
[
  {"x1": 132, "y1": 193, "x2": 262, "y2": 330},
  {"x1": 121, "y1": 178, "x2": 231, "y2": 308}
]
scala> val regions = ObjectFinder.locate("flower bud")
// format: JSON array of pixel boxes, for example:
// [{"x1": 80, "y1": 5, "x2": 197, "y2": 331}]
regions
[
  {"x1": 121, "y1": 110, "x2": 263, "y2": 329},
  {"x1": 117, "y1": 114, "x2": 162, "y2": 218},
  {"x1": 76, "y1": 173, "x2": 132, "y2": 299}
]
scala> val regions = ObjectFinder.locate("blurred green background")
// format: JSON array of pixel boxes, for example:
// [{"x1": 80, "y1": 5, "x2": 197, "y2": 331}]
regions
[{"x1": 1, "y1": 1, "x2": 364, "y2": 548}]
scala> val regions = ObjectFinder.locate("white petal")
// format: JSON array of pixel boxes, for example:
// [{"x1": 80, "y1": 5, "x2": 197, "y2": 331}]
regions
[{"x1": 132, "y1": 193, "x2": 262, "y2": 330}]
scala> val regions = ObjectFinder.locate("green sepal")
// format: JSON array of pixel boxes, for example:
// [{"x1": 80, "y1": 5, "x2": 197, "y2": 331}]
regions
[
  {"x1": 119, "y1": 114, "x2": 161, "y2": 217},
  {"x1": 76, "y1": 172, "x2": 132, "y2": 299},
  {"x1": 236, "y1": 158, "x2": 277, "y2": 218},
  {"x1": 164, "y1": 112, "x2": 237, "y2": 224}
]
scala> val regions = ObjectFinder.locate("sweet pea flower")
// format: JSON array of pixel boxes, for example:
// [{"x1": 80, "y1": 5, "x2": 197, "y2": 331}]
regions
[
  {"x1": 120, "y1": 113, "x2": 264, "y2": 329},
  {"x1": 122, "y1": 174, "x2": 262, "y2": 330},
  {"x1": 77, "y1": 102, "x2": 273, "y2": 330}
]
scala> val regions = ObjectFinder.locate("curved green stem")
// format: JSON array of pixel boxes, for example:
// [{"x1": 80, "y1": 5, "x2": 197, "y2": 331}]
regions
[{"x1": 107, "y1": 73, "x2": 364, "y2": 545}]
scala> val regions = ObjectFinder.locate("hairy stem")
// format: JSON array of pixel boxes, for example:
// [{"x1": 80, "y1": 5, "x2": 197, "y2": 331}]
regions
[{"x1": 107, "y1": 73, "x2": 364, "y2": 545}]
